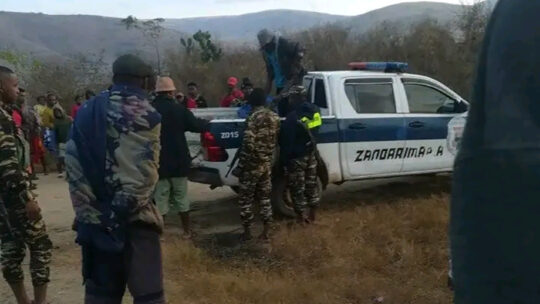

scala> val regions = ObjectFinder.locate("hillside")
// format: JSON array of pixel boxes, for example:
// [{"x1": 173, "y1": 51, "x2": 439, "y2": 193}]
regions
[
  {"x1": 0, "y1": 2, "x2": 476, "y2": 61},
  {"x1": 168, "y1": 2, "x2": 463, "y2": 40},
  {"x1": 341, "y1": 1, "x2": 462, "y2": 34},
  {"x1": 0, "y1": 11, "x2": 184, "y2": 61},
  {"x1": 164, "y1": 9, "x2": 346, "y2": 41}
]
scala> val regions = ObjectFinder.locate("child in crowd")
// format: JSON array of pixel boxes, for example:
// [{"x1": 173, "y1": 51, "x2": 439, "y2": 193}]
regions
[{"x1": 53, "y1": 108, "x2": 71, "y2": 178}]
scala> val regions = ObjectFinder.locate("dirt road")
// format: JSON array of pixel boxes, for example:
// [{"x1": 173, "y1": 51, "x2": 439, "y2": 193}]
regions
[
  {"x1": 0, "y1": 174, "x2": 445, "y2": 303},
  {"x1": 0, "y1": 174, "x2": 238, "y2": 303}
]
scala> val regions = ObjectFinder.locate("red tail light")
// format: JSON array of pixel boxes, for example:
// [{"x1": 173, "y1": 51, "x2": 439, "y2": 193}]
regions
[{"x1": 201, "y1": 131, "x2": 227, "y2": 162}]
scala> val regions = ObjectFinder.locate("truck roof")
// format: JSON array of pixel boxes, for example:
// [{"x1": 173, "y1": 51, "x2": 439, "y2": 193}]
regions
[{"x1": 307, "y1": 71, "x2": 424, "y2": 78}]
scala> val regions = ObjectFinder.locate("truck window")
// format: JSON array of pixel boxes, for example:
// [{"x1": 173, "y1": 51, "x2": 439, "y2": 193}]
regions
[
  {"x1": 314, "y1": 79, "x2": 328, "y2": 110},
  {"x1": 404, "y1": 84, "x2": 457, "y2": 114},
  {"x1": 344, "y1": 79, "x2": 396, "y2": 114},
  {"x1": 303, "y1": 77, "x2": 314, "y2": 103}
]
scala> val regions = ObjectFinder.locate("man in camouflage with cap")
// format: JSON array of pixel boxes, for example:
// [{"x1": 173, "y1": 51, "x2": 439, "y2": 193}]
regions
[
  {"x1": 236, "y1": 88, "x2": 280, "y2": 241},
  {"x1": 279, "y1": 85, "x2": 322, "y2": 223},
  {"x1": 66, "y1": 54, "x2": 165, "y2": 304},
  {"x1": 0, "y1": 65, "x2": 52, "y2": 304}
]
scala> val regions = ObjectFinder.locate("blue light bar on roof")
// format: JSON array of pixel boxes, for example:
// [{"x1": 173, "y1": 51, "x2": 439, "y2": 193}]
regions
[{"x1": 349, "y1": 62, "x2": 408, "y2": 73}]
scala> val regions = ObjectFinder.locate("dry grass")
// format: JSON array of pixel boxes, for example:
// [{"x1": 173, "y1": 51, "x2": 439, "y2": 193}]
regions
[{"x1": 162, "y1": 177, "x2": 452, "y2": 304}]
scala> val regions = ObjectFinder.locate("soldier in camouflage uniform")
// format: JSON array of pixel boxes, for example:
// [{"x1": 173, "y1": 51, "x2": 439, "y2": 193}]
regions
[
  {"x1": 0, "y1": 66, "x2": 52, "y2": 304},
  {"x1": 236, "y1": 88, "x2": 280, "y2": 240},
  {"x1": 279, "y1": 86, "x2": 322, "y2": 223}
]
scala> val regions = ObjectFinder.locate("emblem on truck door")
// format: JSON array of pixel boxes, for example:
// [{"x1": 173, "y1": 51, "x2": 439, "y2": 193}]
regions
[{"x1": 447, "y1": 115, "x2": 467, "y2": 156}]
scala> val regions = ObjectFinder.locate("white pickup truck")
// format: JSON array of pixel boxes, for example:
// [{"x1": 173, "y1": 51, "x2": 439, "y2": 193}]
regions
[{"x1": 188, "y1": 62, "x2": 468, "y2": 217}]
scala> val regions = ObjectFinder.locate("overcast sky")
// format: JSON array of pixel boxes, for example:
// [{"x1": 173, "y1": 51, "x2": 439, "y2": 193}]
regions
[{"x1": 0, "y1": 0, "x2": 465, "y2": 19}]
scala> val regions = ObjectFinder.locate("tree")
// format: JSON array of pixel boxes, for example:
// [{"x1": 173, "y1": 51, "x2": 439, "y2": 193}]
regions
[
  {"x1": 0, "y1": 48, "x2": 110, "y2": 109},
  {"x1": 295, "y1": 25, "x2": 352, "y2": 71},
  {"x1": 456, "y1": 0, "x2": 490, "y2": 98},
  {"x1": 192, "y1": 30, "x2": 223, "y2": 63},
  {"x1": 180, "y1": 37, "x2": 194, "y2": 55},
  {"x1": 121, "y1": 15, "x2": 165, "y2": 73},
  {"x1": 71, "y1": 51, "x2": 110, "y2": 91},
  {"x1": 0, "y1": 50, "x2": 42, "y2": 80}
]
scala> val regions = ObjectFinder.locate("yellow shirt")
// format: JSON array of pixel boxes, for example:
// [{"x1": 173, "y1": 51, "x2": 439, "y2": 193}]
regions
[
  {"x1": 34, "y1": 104, "x2": 46, "y2": 118},
  {"x1": 40, "y1": 106, "x2": 55, "y2": 129}
]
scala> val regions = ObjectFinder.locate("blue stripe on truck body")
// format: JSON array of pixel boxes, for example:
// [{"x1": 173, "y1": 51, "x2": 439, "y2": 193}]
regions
[
  {"x1": 404, "y1": 116, "x2": 454, "y2": 140},
  {"x1": 338, "y1": 118, "x2": 406, "y2": 142},
  {"x1": 209, "y1": 116, "x2": 452, "y2": 149}
]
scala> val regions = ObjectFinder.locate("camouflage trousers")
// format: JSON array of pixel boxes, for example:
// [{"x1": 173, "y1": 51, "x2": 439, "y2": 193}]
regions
[
  {"x1": 238, "y1": 164, "x2": 273, "y2": 227},
  {"x1": 287, "y1": 151, "x2": 320, "y2": 215},
  {"x1": 0, "y1": 201, "x2": 52, "y2": 287}
]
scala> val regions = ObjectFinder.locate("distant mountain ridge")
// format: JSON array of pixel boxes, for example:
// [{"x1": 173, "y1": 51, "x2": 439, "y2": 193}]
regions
[
  {"x1": 0, "y1": 1, "x2": 473, "y2": 61},
  {"x1": 341, "y1": 2, "x2": 462, "y2": 34},
  {"x1": 163, "y1": 9, "x2": 347, "y2": 41},
  {"x1": 0, "y1": 11, "x2": 184, "y2": 61}
]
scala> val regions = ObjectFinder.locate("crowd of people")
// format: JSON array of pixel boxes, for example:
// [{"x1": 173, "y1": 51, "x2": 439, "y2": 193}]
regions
[
  {"x1": 172, "y1": 76, "x2": 255, "y2": 109},
  {"x1": 2, "y1": 1, "x2": 537, "y2": 301},
  {"x1": 2, "y1": 3, "x2": 536, "y2": 304},
  {"x1": 16, "y1": 90, "x2": 94, "y2": 180},
  {"x1": 0, "y1": 28, "x2": 313, "y2": 303}
]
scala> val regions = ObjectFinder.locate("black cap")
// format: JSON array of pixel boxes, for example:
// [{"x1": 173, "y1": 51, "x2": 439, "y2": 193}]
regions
[
  {"x1": 241, "y1": 77, "x2": 253, "y2": 89},
  {"x1": 113, "y1": 54, "x2": 153, "y2": 78},
  {"x1": 248, "y1": 88, "x2": 266, "y2": 106}
]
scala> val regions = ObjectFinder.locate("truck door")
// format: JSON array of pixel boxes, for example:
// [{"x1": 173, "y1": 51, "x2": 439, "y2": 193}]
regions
[
  {"x1": 339, "y1": 77, "x2": 406, "y2": 179},
  {"x1": 400, "y1": 78, "x2": 467, "y2": 172}
]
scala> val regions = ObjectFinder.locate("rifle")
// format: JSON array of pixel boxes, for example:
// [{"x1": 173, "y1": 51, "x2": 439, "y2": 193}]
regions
[
  {"x1": 226, "y1": 145, "x2": 242, "y2": 178},
  {"x1": 0, "y1": 195, "x2": 14, "y2": 238}
]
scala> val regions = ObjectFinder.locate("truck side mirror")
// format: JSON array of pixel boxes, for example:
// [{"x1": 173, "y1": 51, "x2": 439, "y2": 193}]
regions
[{"x1": 455, "y1": 100, "x2": 469, "y2": 113}]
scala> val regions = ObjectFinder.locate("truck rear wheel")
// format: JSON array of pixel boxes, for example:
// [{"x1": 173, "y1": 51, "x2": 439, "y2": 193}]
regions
[{"x1": 271, "y1": 177, "x2": 323, "y2": 219}]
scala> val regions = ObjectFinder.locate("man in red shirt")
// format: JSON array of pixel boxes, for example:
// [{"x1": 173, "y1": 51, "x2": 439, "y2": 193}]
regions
[
  {"x1": 220, "y1": 77, "x2": 244, "y2": 107},
  {"x1": 70, "y1": 95, "x2": 83, "y2": 120},
  {"x1": 183, "y1": 82, "x2": 207, "y2": 109}
]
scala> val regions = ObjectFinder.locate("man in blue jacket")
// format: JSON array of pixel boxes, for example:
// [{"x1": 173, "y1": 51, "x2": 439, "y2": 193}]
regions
[{"x1": 66, "y1": 55, "x2": 165, "y2": 304}]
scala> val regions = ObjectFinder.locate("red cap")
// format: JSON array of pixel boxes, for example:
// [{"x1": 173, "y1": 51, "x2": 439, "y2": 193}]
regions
[{"x1": 227, "y1": 77, "x2": 238, "y2": 86}]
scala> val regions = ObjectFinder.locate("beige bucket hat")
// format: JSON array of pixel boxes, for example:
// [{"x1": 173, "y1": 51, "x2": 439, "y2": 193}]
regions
[{"x1": 155, "y1": 76, "x2": 176, "y2": 93}]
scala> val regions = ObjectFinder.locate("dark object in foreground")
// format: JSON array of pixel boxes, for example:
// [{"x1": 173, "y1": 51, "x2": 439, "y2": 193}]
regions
[
  {"x1": 0, "y1": 196, "x2": 13, "y2": 238},
  {"x1": 450, "y1": 1, "x2": 540, "y2": 303}
]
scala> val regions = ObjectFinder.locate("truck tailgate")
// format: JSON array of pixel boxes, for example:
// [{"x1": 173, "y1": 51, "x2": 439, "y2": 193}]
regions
[{"x1": 188, "y1": 108, "x2": 242, "y2": 165}]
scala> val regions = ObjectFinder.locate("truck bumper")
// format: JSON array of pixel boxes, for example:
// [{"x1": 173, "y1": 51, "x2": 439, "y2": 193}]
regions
[{"x1": 188, "y1": 167, "x2": 223, "y2": 187}]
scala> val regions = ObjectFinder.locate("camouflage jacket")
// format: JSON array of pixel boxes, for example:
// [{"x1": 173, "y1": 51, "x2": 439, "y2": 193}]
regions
[
  {"x1": 238, "y1": 106, "x2": 280, "y2": 170},
  {"x1": 0, "y1": 104, "x2": 32, "y2": 205},
  {"x1": 65, "y1": 85, "x2": 163, "y2": 232}
]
